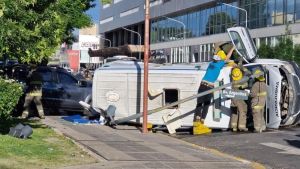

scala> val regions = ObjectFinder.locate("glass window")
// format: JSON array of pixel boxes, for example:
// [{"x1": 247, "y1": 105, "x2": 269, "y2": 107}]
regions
[
  {"x1": 199, "y1": 10, "x2": 206, "y2": 36},
  {"x1": 165, "y1": 20, "x2": 170, "y2": 41},
  {"x1": 58, "y1": 72, "x2": 77, "y2": 85},
  {"x1": 296, "y1": 0, "x2": 300, "y2": 22},
  {"x1": 296, "y1": 11, "x2": 300, "y2": 22},
  {"x1": 258, "y1": 0, "x2": 267, "y2": 28},
  {"x1": 275, "y1": 14, "x2": 284, "y2": 24},
  {"x1": 35, "y1": 71, "x2": 52, "y2": 83},
  {"x1": 297, "y1": 0, "x2": 300, "y2": 11},
  {"x1": 161, "y1": 19, "x2": 166, "y2": 42},
  {"x1": 230, "y1": 2, "x2": 238, "y2": 25},
  {"x1": 229, "y1": 31, "x2": 248, "y2": 59},
  {"x1": 275, "y1": 0, "x2": 283, "y2": 13},
  {"x1": 287, "y1": 0, "x2": 295, "y2": 13},
  {"x1": 157, "y1": 20, "x2": 162, "y2": 42},
  {"x1": 267, "y1": 0, "x2": 275, "y2": 25}
]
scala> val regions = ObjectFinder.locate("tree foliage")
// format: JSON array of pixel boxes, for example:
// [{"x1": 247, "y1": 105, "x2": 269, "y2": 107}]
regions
[
  {"x1": 0, "y1": 0, "x2": 95, "y2": 63},
  {"x1": 257, "y1": 43, "x2": 274, "y2": 59},
  {"x1": 294, "y1": 44, "x2": 300, "y2": 64},
  {"x1": 101, "y1": 0, "x2": 112, "y2": 5},
  {"x1": 0, "y1": 79, "x2": 23, "y2": 120},
  {"x1": 274, "y1": 37, "x2": 294, "y2": 60},
  {"x1": 257, "y1": 24, "x2": 300, "y2": 65},
  {"x1": 258, "y1": 37, "x2": 298, "y2": 63}
]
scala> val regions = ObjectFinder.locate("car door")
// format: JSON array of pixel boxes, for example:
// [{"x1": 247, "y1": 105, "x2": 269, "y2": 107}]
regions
[
  {"x1": 227, "y1": 26, "x2": 258, "y2": 63},
  {"x1": 38, "y1": 69, "x2": 59, "y2": 109},
  {"x1": 56, "y1": 71, "x2": 83, "y2": 111}
]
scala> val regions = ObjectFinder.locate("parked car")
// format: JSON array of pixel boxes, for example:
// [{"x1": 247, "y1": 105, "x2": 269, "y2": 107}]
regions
[{"x1": 31, "y1": 66, "x2": 92, "y2": 115}]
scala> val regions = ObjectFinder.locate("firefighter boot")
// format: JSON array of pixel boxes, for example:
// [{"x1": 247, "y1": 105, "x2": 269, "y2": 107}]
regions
[{"x1": 21, "y1": 111, "x2": 29, "y2": 119}]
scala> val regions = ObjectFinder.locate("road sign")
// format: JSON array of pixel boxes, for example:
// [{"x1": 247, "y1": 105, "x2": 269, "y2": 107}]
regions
[{"x1": 222, "y1": 89, "x2": 249, "y2": 100}]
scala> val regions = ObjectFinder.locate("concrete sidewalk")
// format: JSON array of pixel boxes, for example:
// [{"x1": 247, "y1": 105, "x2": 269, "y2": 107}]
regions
[{"x1": 42, "y1": 116, "x2": 262, "y2": 169}]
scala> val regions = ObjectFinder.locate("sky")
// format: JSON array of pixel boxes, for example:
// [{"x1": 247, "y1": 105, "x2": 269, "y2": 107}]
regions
[
  {"x1": 73, "y1": 1, "x2": 100, "y2": 37},
  {"x1": 86, "y1": 0, "x2": 100, "y2": 23}
]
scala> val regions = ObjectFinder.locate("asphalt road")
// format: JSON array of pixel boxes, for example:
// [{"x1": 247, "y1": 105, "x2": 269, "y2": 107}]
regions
[{"x1": 172, "y1": 127, "x2": 300, "y2": 169}]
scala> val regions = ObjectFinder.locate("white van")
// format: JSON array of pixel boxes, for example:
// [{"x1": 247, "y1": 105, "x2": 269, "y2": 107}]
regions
[{"x1": 91, "y1": 27, "x2": 300, "y2": 129}]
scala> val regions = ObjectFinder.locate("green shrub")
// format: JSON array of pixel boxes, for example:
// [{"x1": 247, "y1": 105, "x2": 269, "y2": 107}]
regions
[{"x1": 0, "y1": 78, "x2": 23, "y2": 120}]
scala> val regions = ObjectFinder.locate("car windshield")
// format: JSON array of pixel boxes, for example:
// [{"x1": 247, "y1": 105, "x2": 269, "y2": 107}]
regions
[{"x1": 229, "y1": 31, "x2": 248, "y2": 59}]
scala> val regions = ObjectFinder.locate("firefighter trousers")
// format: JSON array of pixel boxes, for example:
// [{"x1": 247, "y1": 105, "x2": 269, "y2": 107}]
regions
[
  {"x1": 22, "y1": 94, "x2": 45, "y2": 118},
  {"x1": 195, "y1": 84, "x2": 213, "y2": 121},
  {"x1": 231, "y1": 99, "x2": 248, "y2": 131},
  {"x1": 251, "y1": 96, "x2": 266, "y2": 132}
]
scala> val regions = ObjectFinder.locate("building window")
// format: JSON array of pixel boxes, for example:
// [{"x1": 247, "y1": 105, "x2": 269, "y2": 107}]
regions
[
  {"x1": 120, "y1": 7, "x2": 139, "y2": 17},
  {"x1": 100, "y1": 16, "x2": 113, "y2": 24},
  {"x1": 114, "y1": 0, "x2": 122, "y2": 4},
  {"x1": 296, "y1": 0, "x2": 300, "y2": 22}
]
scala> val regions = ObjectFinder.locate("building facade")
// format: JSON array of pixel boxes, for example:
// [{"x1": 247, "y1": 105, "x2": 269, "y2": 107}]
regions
[
  {"x1": 100, "y1": 0, "x2": 300, "y2": 63},
  {"x1": 79, "y1": 24, "x2": 103, "y2": 69}
]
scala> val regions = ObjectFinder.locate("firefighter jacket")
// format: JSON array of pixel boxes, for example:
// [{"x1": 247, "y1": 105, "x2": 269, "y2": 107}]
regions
[{"x1": 27, "y1": 71, "x2": 43, "y2": 97}]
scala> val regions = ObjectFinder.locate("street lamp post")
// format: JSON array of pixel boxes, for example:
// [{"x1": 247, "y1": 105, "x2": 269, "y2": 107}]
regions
[
  {"x1": 161, "y1": 16, "x2": 187, "y2": 63},
  {"x1": 122, "y1": 27, "x2": 142, "y2": 60},
  {"x1": 218, "y1": 2, "x2": 248, "y2": 28},
  {"x1": 97, "y1": 35, "x2": 112, "y2": 48}
]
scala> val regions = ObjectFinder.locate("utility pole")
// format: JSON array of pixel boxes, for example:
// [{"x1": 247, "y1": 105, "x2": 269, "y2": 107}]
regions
[{"x1": 143, "y1": 0, "x2": 150, "y2": 133}]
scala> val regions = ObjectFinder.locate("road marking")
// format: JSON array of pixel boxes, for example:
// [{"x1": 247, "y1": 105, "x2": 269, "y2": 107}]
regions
[{"x1": 260, "y1": 142, "x2": 300, "y2": 155}]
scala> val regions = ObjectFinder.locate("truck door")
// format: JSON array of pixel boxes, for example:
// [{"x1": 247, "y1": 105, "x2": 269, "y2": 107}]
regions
[
  {"x1": 227, "y1": 27, "x2": 258, "y2": 63},
  {"x1": 265, "y1": 65, "x2": 282, "y2": 128}
]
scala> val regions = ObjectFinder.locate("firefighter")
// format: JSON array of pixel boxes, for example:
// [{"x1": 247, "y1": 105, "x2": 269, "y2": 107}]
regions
[
  {"x1": 250, "y1": 67, "x2": 267, "y2": 133},
  {"x1": 195, "y1": 42, "x2": 235, "y2": 122},
  {"x1": 230, "y1": 65, "x2": 251, "y2": 132},
  {"x1": 21, "y1": 69, "x2": 45, "y2": 119}
]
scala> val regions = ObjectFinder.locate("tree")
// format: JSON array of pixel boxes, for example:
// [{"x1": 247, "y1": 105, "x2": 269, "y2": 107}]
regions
[
  {"x1": 258, "y1": 23, "x2": 297, "y2": 63},
  {"x1": 294, "y1": 44, "x2": 300, "y2": 64},
  {"x1": 0, "y1": 0, "x2": 96, "y2": 63},
  {"x1": 273, "y1": 37, "x2": 294, "y2": 61},
  {"x1": 257, "y1": 43, "x2": 274, "y2": 59}
]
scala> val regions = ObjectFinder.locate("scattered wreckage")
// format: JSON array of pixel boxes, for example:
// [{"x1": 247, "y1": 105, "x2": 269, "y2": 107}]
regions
[{"x1": 81, "y1": 27, "x2": 300, "y2": 133}]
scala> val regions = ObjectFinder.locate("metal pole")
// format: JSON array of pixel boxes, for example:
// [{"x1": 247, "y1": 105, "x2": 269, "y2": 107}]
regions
[
  {"x1": 98, "y1": 35, "x2": 112, "y2": 47},
  {"x1": 142, "y1": 0, "x2": 150, "y2": 133},
  {"x1": 161, "y1": 16, "x2": 187, "y2": 63},
  {"x1": 122, "y1": 27, "x2": 142, "y2": 60},
  {"x1": 220, "y1": 2, "x2": 247, "y2": 28}
]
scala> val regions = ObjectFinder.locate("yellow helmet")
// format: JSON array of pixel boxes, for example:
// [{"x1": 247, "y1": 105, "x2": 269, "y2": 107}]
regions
[
  {"x1": 216, "y1": 50, "x2": 227, "y2": 60},
  {"x1": 231, "y1": 68, "x2": 243, "y2": 81},
  {"x1": 253, "y1": 68, "x2": 265, "y2": 81}
]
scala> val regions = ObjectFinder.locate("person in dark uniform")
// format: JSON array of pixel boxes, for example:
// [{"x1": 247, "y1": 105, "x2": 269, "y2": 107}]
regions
[{"x1": 21, "y1": 69, "x2": 45, "y2": 119}]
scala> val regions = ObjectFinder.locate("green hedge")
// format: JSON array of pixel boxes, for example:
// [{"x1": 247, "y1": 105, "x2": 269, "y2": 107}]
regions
[{"x1": 0, "y1": 78, "x2": 23, "y2": 120}]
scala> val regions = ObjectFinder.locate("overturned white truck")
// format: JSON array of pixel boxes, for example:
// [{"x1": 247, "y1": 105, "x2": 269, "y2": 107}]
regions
[{"x1": 91, "y1": 27, "x2": 300, "y2": 130}]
